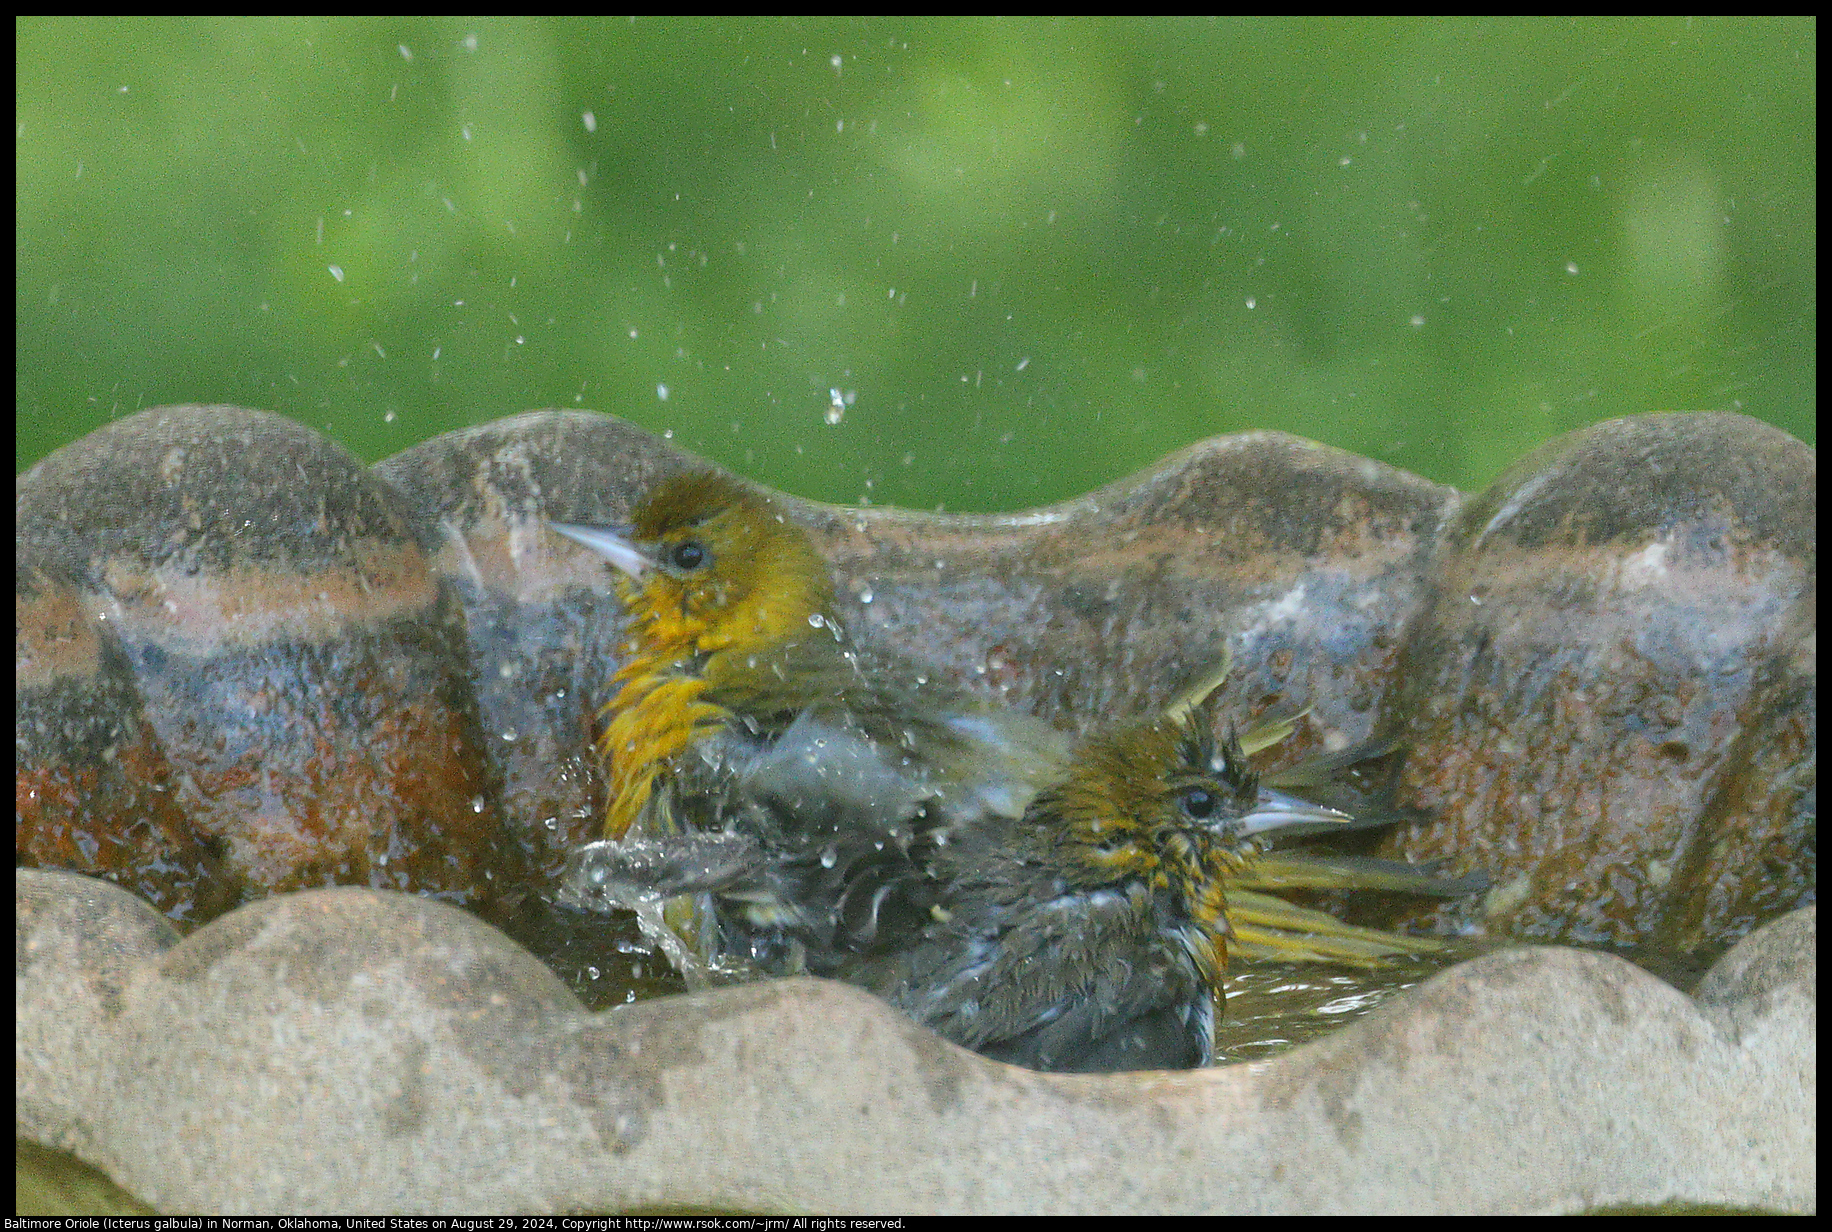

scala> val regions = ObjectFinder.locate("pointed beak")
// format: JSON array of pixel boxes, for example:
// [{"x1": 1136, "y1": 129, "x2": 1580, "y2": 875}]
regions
[
  {"x1": 549, "y1": 521, "x2": 650, "y2": 579},
  {"x1": 1233, "y1": 786, "x2": 1357, "y2": 839}
]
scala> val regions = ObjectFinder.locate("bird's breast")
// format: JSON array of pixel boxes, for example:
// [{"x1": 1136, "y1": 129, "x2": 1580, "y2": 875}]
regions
[{"x1": 600, "y1": 667, "x2": 729, "y2": 838}]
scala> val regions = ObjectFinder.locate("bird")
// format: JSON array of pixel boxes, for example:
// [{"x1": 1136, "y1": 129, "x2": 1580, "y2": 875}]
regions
[
  {"x1": 863, "y1": 712, "x2": 1306, "y2": 1071},
  {"x1": 561, "y1": 705, "x2": 1476, "y2": 1071},
  {"x1": 549, "y1": 470, "x2": 1076, "y2": 847},
  {"x1": 549, "y1": 471, "x2": 1483, "y2": 1069}
]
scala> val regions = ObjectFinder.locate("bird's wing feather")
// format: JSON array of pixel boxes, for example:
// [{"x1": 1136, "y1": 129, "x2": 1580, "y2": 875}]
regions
[{"x1": 877, "y1": 878, "x2": 1205, "y2": 1070}]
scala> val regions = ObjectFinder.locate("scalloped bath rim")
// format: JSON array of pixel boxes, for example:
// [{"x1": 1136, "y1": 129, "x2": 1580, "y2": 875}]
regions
[
  {"x1": 17, "y1": 406, "x2": 1813, "y2": 952},
  {"x1": 15, "y1": 406, "x2": 1816, "y2": 1211},
  {"x1": 15, "y1": 872, "x2": 1815, "y2": 1213}
]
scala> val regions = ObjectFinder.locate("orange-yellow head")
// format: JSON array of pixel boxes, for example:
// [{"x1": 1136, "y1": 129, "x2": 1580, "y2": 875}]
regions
[
  {"x1": 551, "y1": 472, "x2": 843, "y2": 837},
  {"x1": 1041, "y1": 717, "x2": 1257, "y2": 883},
  {"x1": 556, "y1": 471, "x2": 838, "y2": 665},
  {"x1": 1029, "y1": 715, "x2": 1260, "y2": 983}
]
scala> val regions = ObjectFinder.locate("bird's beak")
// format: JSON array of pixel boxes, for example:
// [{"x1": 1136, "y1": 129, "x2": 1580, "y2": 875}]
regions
[
  {"x1": 548, "y1": 521, "x2": 650, "y2": 579},
  {"x1": 1233, "y1": 787, "x2": 1356, "y2": 839}
]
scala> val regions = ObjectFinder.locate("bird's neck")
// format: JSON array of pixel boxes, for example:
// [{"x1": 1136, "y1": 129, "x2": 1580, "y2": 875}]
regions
[
  {"x1": 708, "y1": 529, "x2": 845, "y2": 660},
  {"x1": 1152, "y1": 836, "x2": 1240, "y2": 992},
  {"x1": 597, "y1": 549, "x2": 846, "y2": 839},
  {"x1": 1170, "y1": 878, "x2": 1232, "y2": 994}
]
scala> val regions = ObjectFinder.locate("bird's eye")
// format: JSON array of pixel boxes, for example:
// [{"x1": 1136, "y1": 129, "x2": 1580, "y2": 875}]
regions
[
  {"x1": 1179, "y1": 786, "x2": 1218, "y2": 819},
  {"x1": 670, "y1": 540, "x2": 706, "y2": 570}
]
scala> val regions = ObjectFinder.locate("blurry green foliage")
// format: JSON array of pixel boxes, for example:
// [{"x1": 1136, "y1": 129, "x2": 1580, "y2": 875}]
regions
[{"x1": 16, "y1": 17, "x2": 1815, "y2": 508}]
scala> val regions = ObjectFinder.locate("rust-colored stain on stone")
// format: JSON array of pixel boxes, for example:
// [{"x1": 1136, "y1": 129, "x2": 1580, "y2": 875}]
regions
[{"x1": 16, "y1": 405, "x2": 1815, "y2": 980}]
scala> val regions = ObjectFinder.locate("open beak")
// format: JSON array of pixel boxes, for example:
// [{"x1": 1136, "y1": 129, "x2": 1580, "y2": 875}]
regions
[
  {"x1": 1233, "y1": 786, "x2": 1356, "y2": 839},
  {"x1": 549, "y1": 521, "x2": 650, "y2": 579}
]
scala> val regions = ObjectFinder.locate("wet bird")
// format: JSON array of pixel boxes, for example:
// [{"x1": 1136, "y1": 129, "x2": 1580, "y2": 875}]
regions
[
  {"x1": 863, "y1": 713, "x2": 1333, "y2": 1071},
  {"x1": 549, "y1": 470, "x2": 1074, "y2": 847},
  {"x1": 550, "y1": 471, "x2": 1482, "y2": 1066},
  {"x1": 562, "y1": 707, "x2": 1476, "y2": 1071}
]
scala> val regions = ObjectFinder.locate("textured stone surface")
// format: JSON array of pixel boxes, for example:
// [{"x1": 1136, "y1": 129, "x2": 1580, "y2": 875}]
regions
[
  {"x1": 16, "y1": 869, "x2": 1814, "y2": 1213},
  {"x1": 16, "y1": 405, "x2": 1815, "y2": 1212},
  {"x1": 1385, "y1": 413, "x2": 1816, "y2": 947},
  {"x1": 17, "y1": 406, "x2": 515, "y2": 922},
  {"x1": 18, "y1": 405, "x2": 1812, "y2": 955}
]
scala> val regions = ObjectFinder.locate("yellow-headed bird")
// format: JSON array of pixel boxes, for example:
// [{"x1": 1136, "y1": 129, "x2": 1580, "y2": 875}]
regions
[
  {"x1": 552, "y1": 472, "x2": 1481, "y2": 1069},
  {"x1": 551, "y1": 471, "x2": 1073, "y2": 844}
]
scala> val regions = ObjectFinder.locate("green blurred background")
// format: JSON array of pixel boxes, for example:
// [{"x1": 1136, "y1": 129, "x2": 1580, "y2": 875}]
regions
[{"x1": 16, "y1": 17, "x2": 1815, "y2": 510}]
